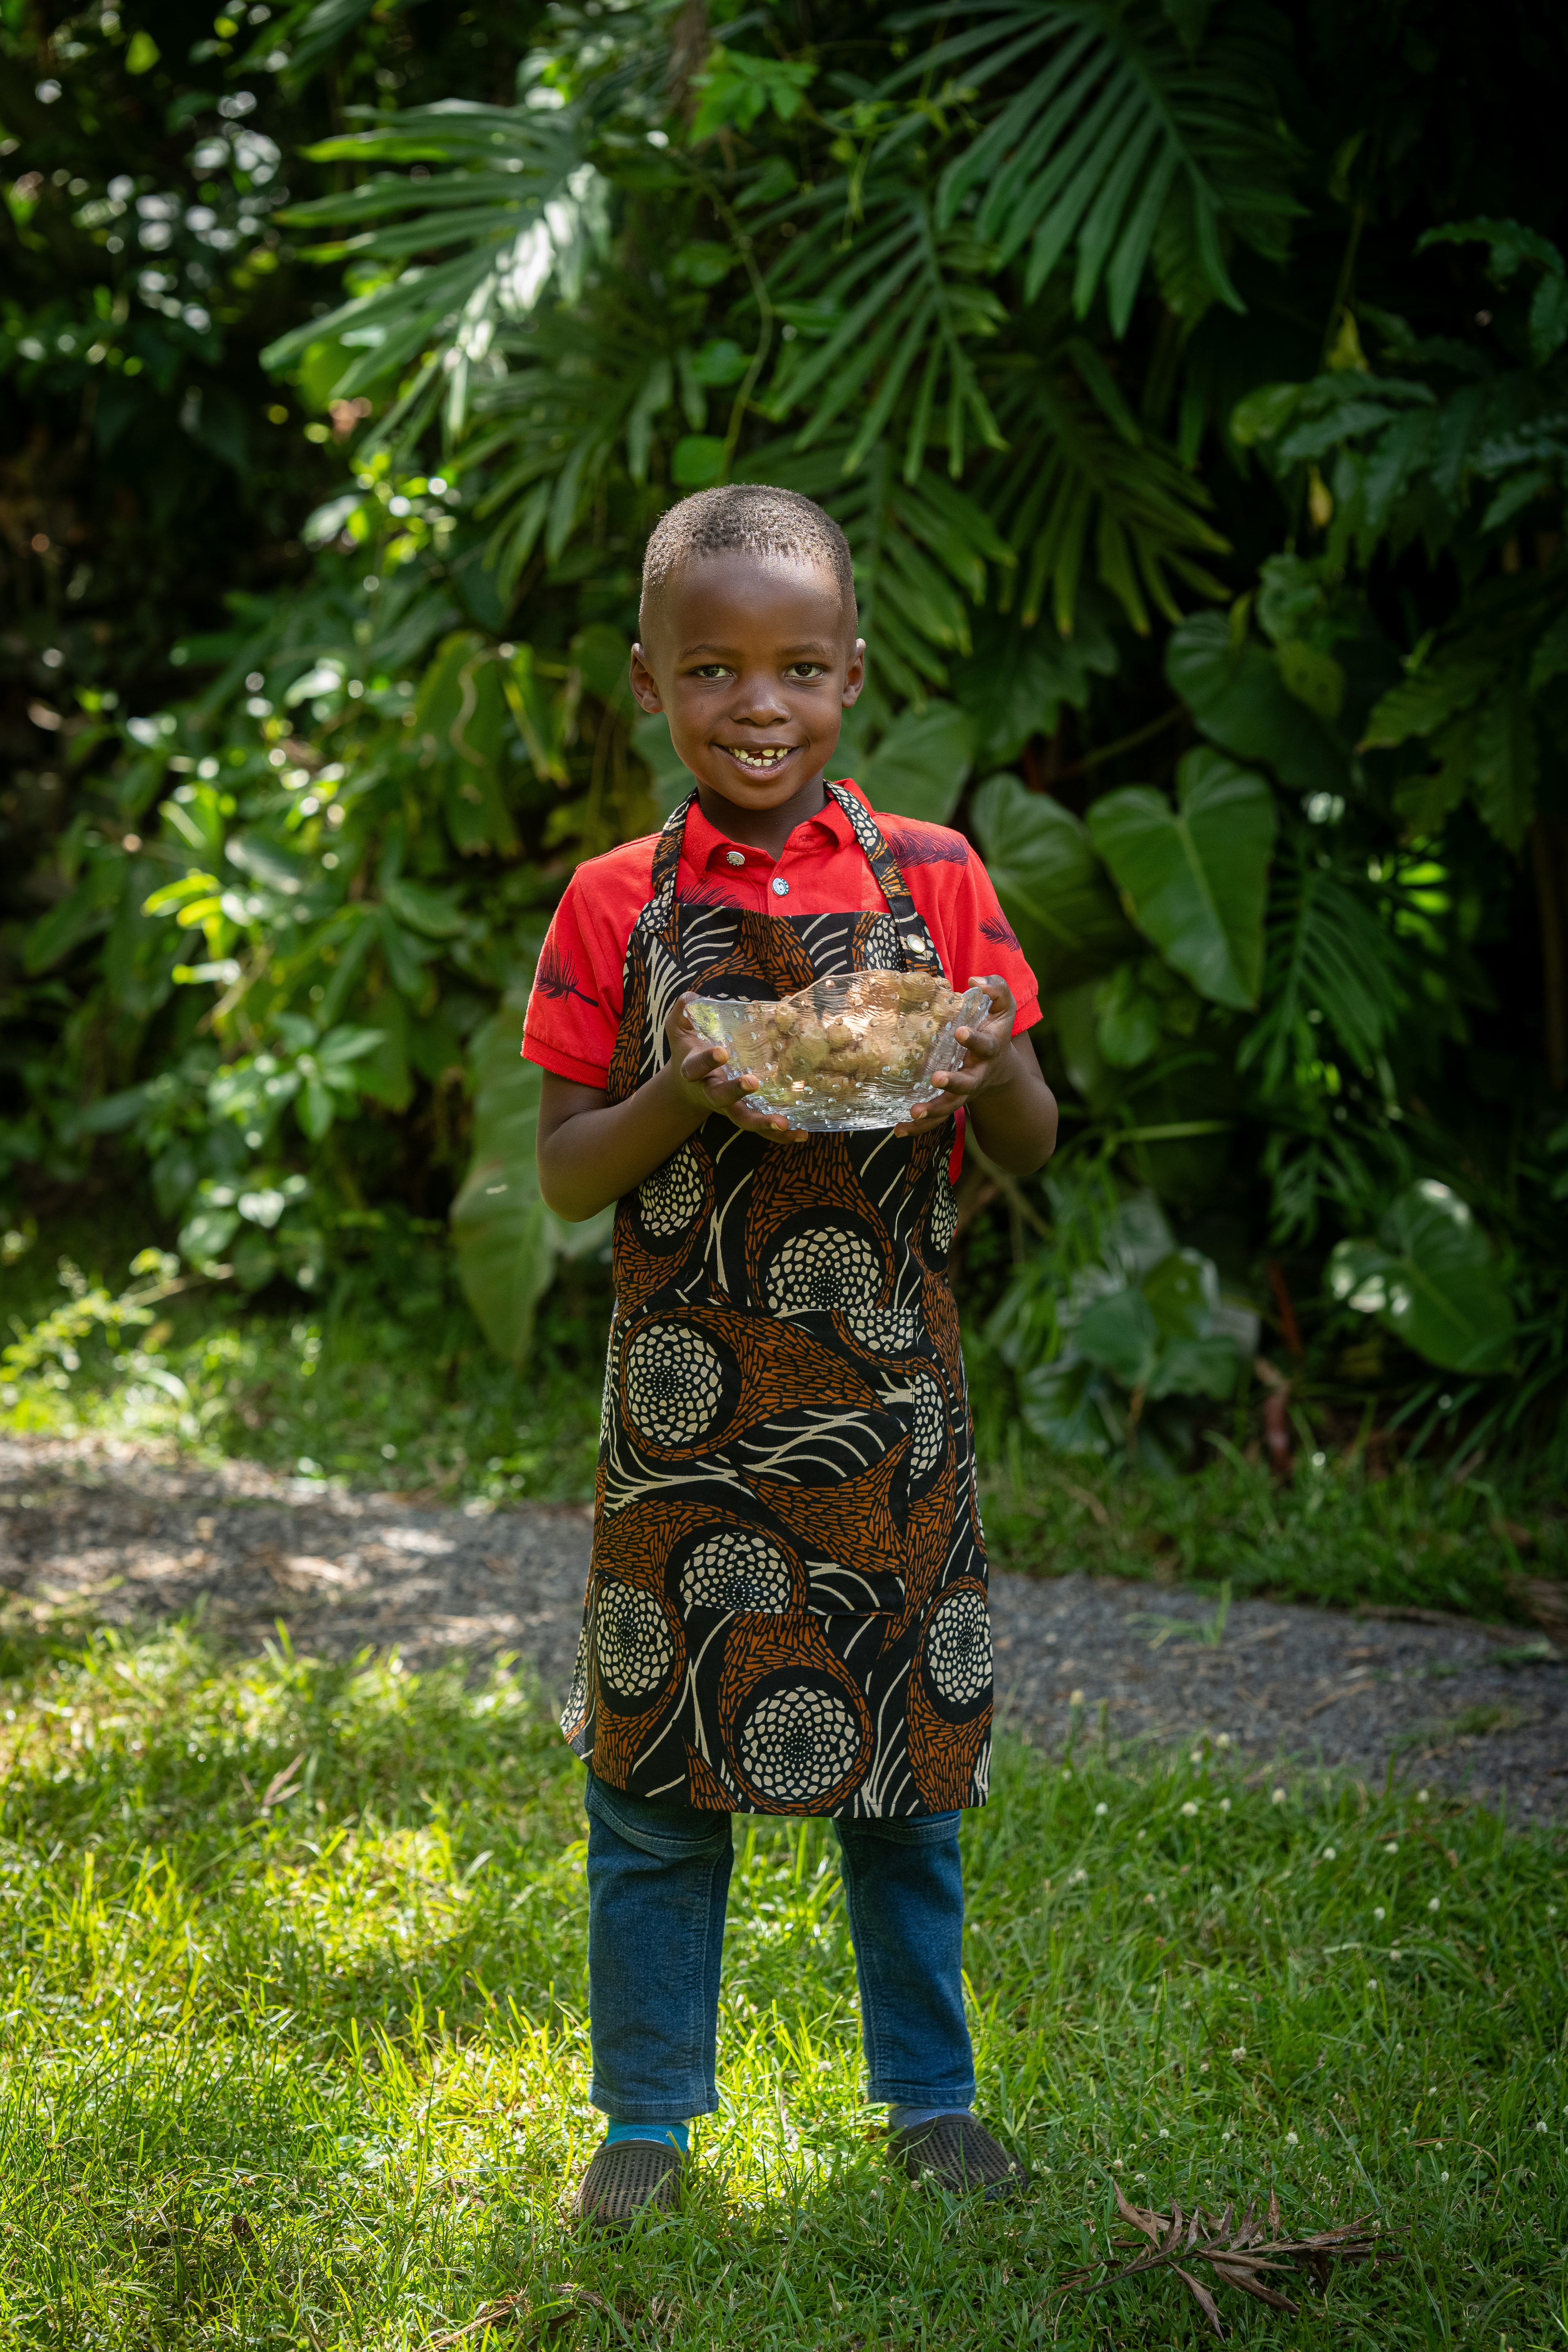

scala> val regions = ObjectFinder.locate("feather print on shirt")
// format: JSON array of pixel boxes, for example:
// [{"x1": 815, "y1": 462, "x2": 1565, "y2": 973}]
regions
[
  {"x1": 880, "y1": 826, "x2": 970, "y2": 870},
  {"x1": 533, "y1": 937, "x2": 599, "y2": 1008}
]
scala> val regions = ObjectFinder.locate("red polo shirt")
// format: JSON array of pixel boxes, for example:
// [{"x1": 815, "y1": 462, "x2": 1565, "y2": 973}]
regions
[{"x1": 522, "y1": 779, "x2": 1041, "y2": 1095}]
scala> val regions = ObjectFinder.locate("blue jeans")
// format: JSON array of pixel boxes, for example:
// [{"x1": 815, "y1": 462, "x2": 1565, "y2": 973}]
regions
[{"x1": 584, "y1": 1772, "x2": 975, "y2": 2122}]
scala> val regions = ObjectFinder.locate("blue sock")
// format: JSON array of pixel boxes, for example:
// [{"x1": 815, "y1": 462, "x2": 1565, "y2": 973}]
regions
[
  {"x1": 605, "y1": 2118, "x2": 690, "y2": 2153},
  {"x1": 888, "y1": 2103, "x2": 972, "y2": 2132}
]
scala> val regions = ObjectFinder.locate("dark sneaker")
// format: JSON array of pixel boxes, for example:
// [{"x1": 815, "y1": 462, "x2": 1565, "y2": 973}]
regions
[
  {"x1": 575, "y1": 2137, "x2": 684, "y2": 2230},
  {"x1": 888, "y1": 2114, "x2": 1028, "y2": 2201}
]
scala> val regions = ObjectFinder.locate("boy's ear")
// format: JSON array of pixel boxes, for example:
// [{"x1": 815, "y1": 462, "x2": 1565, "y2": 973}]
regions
[
  {"x1": 841, "y1": 637, "x2": 867, "y2": 708},
  {"x1": 629, "y1": 642, "x2": 663, "y2": 713}
]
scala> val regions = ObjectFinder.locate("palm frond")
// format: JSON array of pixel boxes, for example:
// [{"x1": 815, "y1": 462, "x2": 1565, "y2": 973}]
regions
[
  {"x1": 463, "y1": 290, "x2": 702, "y2": 585},
  {"x1": 742, "y1": 441, "x2": 1013, "y2": 717},
  {"x1": 763, "y1": 181, "x2": 1008, "y2": 479},
  {"x1": 263, "y1": 105, "x2": 599, "y2": 434},
  {"x1": 974, "y1": 344, "x2": 1229, "y2": 633},
  {"x1": 886, "y1": 0, "x2": 1301, "y2": 331},
  {"x1": 1239, "y1": 847, "x2": 1406, "y2": 1097}
]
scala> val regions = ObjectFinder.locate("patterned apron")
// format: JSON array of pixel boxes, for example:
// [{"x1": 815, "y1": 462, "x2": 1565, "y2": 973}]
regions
[{"x1": 559, "y1": 782, "x2": 992, "y2": 1817}]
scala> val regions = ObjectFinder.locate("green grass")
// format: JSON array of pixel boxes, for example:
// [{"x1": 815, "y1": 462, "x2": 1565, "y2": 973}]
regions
[
  {"x1": 979, "y1": 1434, "x2": 1566, "y2": 1623},
  {"x1": 0, "y1": 1602, "x2": 1564, "y2": 2349}
]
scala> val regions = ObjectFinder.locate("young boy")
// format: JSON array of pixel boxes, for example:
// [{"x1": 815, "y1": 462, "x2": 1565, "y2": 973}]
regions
[{"x1": 524, "y1": 485, "x2": 1057, "y2": 2227}]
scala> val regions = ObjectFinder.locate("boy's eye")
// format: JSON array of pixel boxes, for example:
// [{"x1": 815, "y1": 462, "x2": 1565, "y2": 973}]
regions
[
  {"x1": 690, "y1": 663, "x2": 732, "y2": 681},
  {"x1": 786, "y1": 662, "x2": 827, "y2": 680}
]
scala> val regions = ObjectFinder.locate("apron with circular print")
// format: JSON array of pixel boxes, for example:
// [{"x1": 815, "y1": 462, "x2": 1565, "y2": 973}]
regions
[{"x1": 559, "y1": 782, "x2": 992, "y2": 1817}]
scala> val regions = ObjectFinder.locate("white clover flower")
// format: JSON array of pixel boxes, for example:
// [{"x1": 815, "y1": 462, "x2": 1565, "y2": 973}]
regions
[
  {"x1": 1548, "y1": 1906, "x2": 1557, "y2": 1919},
  {"x1": 1231, "y1": 2046, "x2": 1246, "y2": 2060},
  {"x1": 1069, "y1": 1687, "x2": 1084, "y2": 1704},
  {"x1": 1070, "y1": 1868, "x2": 1088, "y2": 1884},
  {"x1": 1216, "y1": 1733, "x2": 1232, "y2": 1748},
  {"x1": 1428, "y1": 1896, "x2": 1441, "y2": 1913},
  {"x1": 1112, "y1": 2157, "x2": 1124, "y2": 2169},
  {"x1": 1219, "y1": 1798, "x2": 1231, "y2": 1813},
  {"x1": 1136, "y1": 1829, "x2": 1147, "y2": 1840},
  {"x1": 1538, "y1": 2120, "x2": 1549, "y2": 2135},
  {"x1": 1143, "y1": 1893, "x2": 1156, "y2": 1906},
  {"x1": 1322, "y1": 1846, "x2": 1336, "y2": 1860},
  {"x1": 1366, "y1": 1978, "x2": 1379, "y2": 1991},
  {"x1": 1284, "y1": 2130, "x2": 1298, "y2": 2146},
  {"x1": 1272, "y1": 1787, "x2": 1287, "y2": 1804},
  {"x1": 1373, "y1": 1906, "x2": 1385, "y2": 1922},
  {"x1": 1384, "y1": 1841, "x2": 1399, "y2": 1854},
  {"x1": 1199, "y1": 2060, "x2": 1209, "y2": 2072},
  {"x1": 1417, "y1": 1788, "x2": 1430, "y2": 1803},
  {"x1": 1390, "y1": 1947, "x2": 1402, "y2": 1960},
  {"x1": 1180, "y1": 1799, "x2": 1199, "y2": 1817},
  {"x1": 1158, "y1": 2126, "x2": 1169, "y2": 2138},
  {"x1": 1095, "y1": 1802, "x2": 1109, "y2": 1816},
  {"x1": 1440, "y1": 2169, "x2": 1449, "y2": 2181},
  {"x1": 1189, "y1": 1748, "x2": 1203, "y2": 1764}
]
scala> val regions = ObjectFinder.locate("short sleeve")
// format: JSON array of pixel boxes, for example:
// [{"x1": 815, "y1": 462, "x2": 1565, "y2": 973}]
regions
[
  {"x1": 875, "y1": 815, "x2": 1041, "y2": 1035},
  {"x1": 521, "y1": 872, "x2": 623, "y2": 1089},
  {"x1": 943, "y1": 851, "x2": 1042, "y2": 1035}
]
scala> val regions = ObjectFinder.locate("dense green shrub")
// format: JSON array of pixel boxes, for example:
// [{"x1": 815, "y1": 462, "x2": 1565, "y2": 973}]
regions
[{"x1": 4, "y1": 0, "x2": 1567, "y2": 1479}]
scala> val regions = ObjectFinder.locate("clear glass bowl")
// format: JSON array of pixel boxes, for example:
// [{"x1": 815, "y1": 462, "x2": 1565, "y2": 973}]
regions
[{"x1": 685, "y1": 970, "x2": 992, "y2": 1133}]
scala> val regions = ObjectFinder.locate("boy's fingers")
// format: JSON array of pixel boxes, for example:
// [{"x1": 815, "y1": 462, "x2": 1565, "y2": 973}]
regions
[
  {"x1": 732, "y1": 1099, "x2": 807, "y2": 1142},
  {"x1": 952, "y1": 1024, "x2": 1002, "y2": 1058}
]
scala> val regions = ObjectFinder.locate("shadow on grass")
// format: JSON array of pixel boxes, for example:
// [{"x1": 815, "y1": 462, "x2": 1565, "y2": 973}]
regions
[{"x1": 0, "y1": 1613, "x2": 1560, "y2": 2348}]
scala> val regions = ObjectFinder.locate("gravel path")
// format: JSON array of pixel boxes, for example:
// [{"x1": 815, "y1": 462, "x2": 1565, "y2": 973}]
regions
[{"x1": 4, "y1": 1434, "x2": 1564, "y2": 1820}]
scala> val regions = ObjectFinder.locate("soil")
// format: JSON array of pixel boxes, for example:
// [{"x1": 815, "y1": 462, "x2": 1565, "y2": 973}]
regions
[{"x1": 4, "y1": 1433, "x2": 1564, "y2": 1821}]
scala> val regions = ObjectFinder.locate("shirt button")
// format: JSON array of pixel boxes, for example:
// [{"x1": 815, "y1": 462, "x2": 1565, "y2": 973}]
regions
[
  {"x1": 725, "y1": 849, "x2": 746, "y2": 867},
  {"x1": 771, "y1": 877, "x2": 790, "y2": 897}
]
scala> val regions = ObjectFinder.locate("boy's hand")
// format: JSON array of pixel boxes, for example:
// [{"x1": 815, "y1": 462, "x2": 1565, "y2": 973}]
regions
[
  {"x1": 894, "y1": 976, "x2": 1020, "y2": 1133},
  {"x1": 662, "y1": 994, "x2": 809, "y2": 1144}
]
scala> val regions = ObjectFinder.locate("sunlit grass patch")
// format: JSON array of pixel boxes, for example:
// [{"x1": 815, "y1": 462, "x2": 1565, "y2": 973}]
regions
[{"x1": 0, "y1": 1613, "x2": 1562, "y2": 2345}]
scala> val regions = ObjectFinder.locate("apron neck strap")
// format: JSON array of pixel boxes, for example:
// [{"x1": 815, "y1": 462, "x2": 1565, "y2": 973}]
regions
[{"x1": 823, "y1": 780, "x2": 919, "y2": 925}]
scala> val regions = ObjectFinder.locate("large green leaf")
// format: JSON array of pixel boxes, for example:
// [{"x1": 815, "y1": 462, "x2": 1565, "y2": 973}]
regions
[
  {"x1": 1326, "y1": 1178, "x2": 1515, "y2": 1374},
  {"x1": 1166, "y1": 614, "x2": 1346, "y2": 794},
  {"x1": 450, "y1": 1013, "x2": 612, "y2": 1365},
  {"x1": 1087, "y1": 748, "x2": 1277, "y2": 1008},
  {"x1": 855, "y1": 702, "x2": 973, "y2": 823},
  {"x1": 971, "y1": 771, "x2": 1136, "y2": 995}
]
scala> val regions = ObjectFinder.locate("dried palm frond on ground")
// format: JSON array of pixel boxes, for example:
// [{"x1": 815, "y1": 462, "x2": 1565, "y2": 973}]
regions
[{"x1": 1054, "y1": 2180, "x2": 1401, "y2": 2339}]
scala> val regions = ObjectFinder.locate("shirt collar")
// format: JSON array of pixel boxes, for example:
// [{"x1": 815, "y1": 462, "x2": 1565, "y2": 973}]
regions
[{"x1": 682, "y1": 779, "x2": 860, "y2": 870}]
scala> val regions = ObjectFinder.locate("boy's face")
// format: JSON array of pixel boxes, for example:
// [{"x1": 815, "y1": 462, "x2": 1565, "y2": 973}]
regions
[{"x1": 630, "y1": 552, "x2": 866, "y2": 815}]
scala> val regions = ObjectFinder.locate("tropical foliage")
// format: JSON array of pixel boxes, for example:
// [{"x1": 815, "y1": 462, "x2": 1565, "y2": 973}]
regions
[{"x1": 4, "y1": 0, "x2": 1567, "y2": 1478}]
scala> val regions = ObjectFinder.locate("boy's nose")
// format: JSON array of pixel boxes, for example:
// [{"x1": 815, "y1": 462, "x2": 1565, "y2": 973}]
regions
[{"x1": 728, "y1": 671, "x2": 793, "y2": 725}]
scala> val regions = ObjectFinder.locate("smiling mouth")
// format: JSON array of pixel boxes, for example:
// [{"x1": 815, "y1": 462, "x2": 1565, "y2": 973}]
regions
[{"x1": 720, "y1": 744, "x2": 796, "y2": 772}]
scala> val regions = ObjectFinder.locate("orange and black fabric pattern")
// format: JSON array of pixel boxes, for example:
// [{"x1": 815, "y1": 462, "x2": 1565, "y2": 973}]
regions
[{"x1": 559, "y1": 784, "x2": 992, "y2": 1818}]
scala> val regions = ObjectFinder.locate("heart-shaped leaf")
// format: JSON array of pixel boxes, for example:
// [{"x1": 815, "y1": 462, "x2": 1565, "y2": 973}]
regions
[
  {"x1": 971, "y1": 772, "x2": 1136, "y2": 995},
  {"x1": 1087, "y1": 749, "x2": 1278, "y2": 1009},
  {"x1": 1327, "y1": 1179, "x2": 1515, "y2": 1373},
  {"x1": 856, "y1": 701, "x2": 973, "y2": 825},
  {"x1": 450, "y1": 1013, "x2": 612, "y2": 1365}
]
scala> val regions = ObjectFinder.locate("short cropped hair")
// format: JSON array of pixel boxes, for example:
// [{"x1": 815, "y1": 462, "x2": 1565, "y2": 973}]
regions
[{"x1": 639, "y1": 484, "x2": 857, "y2": 636}]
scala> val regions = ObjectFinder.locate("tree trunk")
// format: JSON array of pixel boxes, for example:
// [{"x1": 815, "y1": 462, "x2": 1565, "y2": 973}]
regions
[{"x1": 1531, "y1": 814, "x2": 1568, "y2": 1090}]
